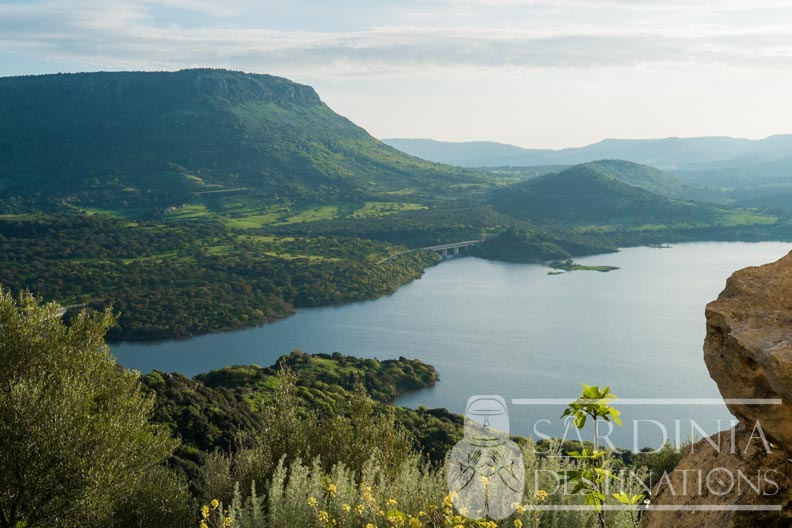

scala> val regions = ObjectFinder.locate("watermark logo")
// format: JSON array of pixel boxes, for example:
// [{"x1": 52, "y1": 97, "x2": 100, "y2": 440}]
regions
[
  {"x1": 448, "y1": 395, "x2": 785, "y2": 520},
  {"x1": 447, "y1": 395, "x2": 525, "y2": 520}
]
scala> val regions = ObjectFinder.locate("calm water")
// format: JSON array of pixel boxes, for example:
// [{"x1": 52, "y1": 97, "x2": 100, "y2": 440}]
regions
[{"x1": 113, "y1": 242, "x2": 791, "y2": 447}]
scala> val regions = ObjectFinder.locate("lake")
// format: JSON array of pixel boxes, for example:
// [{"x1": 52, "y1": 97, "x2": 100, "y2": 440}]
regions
[{"x1": 112, "y1": 242, "x2": 791, "y2": 448}]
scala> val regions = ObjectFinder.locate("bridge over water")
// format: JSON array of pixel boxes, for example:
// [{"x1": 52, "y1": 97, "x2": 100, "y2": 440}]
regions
[
  {"x1": 421, "y1": 239, "x2": 483, "y2": 257},
  {"x1": 380, "y1": 239, "x2": 483, "y2": 263}
]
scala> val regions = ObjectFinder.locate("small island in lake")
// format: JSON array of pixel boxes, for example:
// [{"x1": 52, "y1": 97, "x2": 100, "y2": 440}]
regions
[{"x1": 549, "y1": 259, "x2": 620, "y2": 272}]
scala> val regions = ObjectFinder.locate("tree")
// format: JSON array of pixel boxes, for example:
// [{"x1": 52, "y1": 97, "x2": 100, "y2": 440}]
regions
[
  {"x1": 0, "y1": 288, "x2": 179, "y2": 527},
  {"x1": 560, "y1": 384, "x2": 630, "y2": 528}
]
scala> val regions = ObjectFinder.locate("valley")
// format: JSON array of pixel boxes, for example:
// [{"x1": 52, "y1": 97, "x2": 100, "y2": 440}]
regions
[
  {"x1": 6, "y1": 0, "x2": 792, "y2": 524},
  {"x1": 2, "y1": 70, "x2": 792, "y2": 342}
]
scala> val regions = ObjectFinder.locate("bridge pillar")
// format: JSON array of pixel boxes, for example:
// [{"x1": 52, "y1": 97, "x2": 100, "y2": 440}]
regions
[
  {"x1": 441, "y1": 249, "x2": 448, "y2": 257},
  {"x1": 454, "y1": 247, "x2": 459, "y2": 256}
]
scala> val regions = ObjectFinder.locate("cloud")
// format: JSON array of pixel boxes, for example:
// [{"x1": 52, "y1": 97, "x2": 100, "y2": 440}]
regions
[
  {"x1": 2, "y1": 0, "x2": 792, "y2": 78},
  {"x1": 421, "y1": 0, "x2": 792, "y2": 11}
]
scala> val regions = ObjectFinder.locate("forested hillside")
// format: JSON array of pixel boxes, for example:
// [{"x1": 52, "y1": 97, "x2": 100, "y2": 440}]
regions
[
  {"x1": 0, "y1": 213, "x2": 441, "y2": 340},
  {"x1": 1, "y1": 70, "x2": 790, "y2": 341},
  {"x1": 141, "y1": 350, "x2": 462, "y2": 497},
  {"x1": 0, "y1": 69, "x2": 480, "y2": 211}
]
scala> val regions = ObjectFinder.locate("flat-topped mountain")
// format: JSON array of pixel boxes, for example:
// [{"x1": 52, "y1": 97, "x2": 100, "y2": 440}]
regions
[{"x1": 0, "y1": 69, "x2": 475, "y2": 210}]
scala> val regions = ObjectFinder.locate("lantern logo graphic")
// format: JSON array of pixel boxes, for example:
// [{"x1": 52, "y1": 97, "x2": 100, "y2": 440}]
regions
[{"x1": 447, "y1": 395, "x2": 525, "y2": 520}]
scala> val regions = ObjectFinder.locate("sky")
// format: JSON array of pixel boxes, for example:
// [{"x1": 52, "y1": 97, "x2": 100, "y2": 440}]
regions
[{"x1": 2, "y1": 0, "x2": 792, "y2": 148}]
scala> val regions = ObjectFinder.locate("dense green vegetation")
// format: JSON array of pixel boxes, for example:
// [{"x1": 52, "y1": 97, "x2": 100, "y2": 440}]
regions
[
  {"x1": 0, "y1": 213, "x2": 438, "y2": 340},
  {"x1": 492, "y1": 165, "x2": 720, "y2": 226},
  {"x1": 141, "y1": 351, "x2": 463, "y2": 505},
  {"x1": 471, "y1": 227, "x2": 617, "y2": 263},
  {"x1": 0, "y1": 70, "x2": 491, "y2": 341},
  {"x1": 576, "y1": 160, "x2": 716, "y2": 203},
  {"x1": 2, "y1": 70, "x2": 792, "y2": 343},
  {"x1": 0, "y1": 289, "x2": 191, "y2": 528},
  {"x1": 488, "y1": 163, "x2": 792, "y2": 248},
  {"x1": 267, "y1": 202, "x2": 509, "y2": 247},
  {"x1": 0, "y1": 70, "x2": 482, "y2": 212}
]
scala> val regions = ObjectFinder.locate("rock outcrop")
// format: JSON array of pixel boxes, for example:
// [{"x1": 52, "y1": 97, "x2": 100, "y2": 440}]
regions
[
  {"x1": 704, "y1": 251, "x2": 792, "y2": 450},
  {"x1": 640, "y1": 425, "x2": 792, "y2": 528},
  {"x1": 642, "y1": 251, "x2": 792, "y2": 527}
]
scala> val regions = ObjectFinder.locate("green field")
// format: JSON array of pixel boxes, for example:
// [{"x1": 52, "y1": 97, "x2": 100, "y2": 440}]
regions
[
  {"x1": 349, "y1": 201, "x2": 427, "y2": 218},
  {"x1": 279, "y1": 205, "x2": 343, "y2": 224}
]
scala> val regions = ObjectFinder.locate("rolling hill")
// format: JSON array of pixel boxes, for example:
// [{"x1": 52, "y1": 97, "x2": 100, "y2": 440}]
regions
[
  {"x1": 491, "y1": 163, "x2": 720, "y2": 226},
  {"x1": 385, "y1": 137, "x2": 792, "y2": 210},
  {"x1": 0, "y1": 70, "x2": 789, "y2": 341},
  {"x1": 0, "y1": 69, "x2": 479, "y2": 213},
  {"x1": 574, "y1": 160, "x2": 715, "y2": 202}
]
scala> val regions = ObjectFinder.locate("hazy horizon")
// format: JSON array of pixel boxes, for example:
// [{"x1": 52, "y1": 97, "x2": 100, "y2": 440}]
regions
[
  {"x1": 380, "y1": 132, "x2": 792, "y2": 151},
  {"x1": 3, "y1": 0, "x2": 792, "y2": 148}
]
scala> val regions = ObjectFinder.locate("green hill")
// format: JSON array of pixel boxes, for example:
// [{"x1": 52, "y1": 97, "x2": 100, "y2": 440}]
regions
[
  {"x1": 0, "y1": 69, "x2": 477, "y2": 212},
  {"x1": 141, "y1": 350, "x2": 461, "y2": 484},
  {"x1": 0, "y1": 71, "x2": 788, "y2": 341},
  {"x1": 578, "y1": 160, "x2": 715, "y2": 202},
  {"x1": 491, "y1": 163, "x2": 718, "y2": 226}
]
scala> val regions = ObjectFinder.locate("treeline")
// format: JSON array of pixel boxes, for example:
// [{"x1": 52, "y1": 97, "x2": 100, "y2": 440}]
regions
[
  {"x1": 141, "y1": 351, "x2": 461, "y2": 499},
  {"x1": 471, "y1": 226, "x2": 618, "y2": 263},
  {"x1": 0, "y1": 214, "x2": 438, "y2": 341},
  {"x1": 267, "y1": 203, "x2": 513, "y2": 247}
]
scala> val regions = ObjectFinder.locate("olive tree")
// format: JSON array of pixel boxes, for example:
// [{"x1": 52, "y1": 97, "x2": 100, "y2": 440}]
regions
[{"x1": 0, "y1": 288, "x2": 179, "y2": 527}]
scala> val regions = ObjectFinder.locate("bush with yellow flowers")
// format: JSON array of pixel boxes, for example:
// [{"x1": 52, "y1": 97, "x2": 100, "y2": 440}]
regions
[{"x1": 196, "y1": 434, "x2": 648, "y2": 527}]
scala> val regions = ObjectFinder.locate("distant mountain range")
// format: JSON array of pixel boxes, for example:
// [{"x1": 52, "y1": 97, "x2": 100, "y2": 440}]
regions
[
  {"x1": 384, "y1": 136, "x2": 792, "y2": 209},
  {"x1": 383, "y1": 136, "x2": 792, "y2": 170}
]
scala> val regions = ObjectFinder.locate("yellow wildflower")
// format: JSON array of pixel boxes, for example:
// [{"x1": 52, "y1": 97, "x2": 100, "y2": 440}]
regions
[
  {"x1": 327, "y1": 483, "x2": 337, "y2": 498},
  {"x1": 223, "y1": 517, "x2": 233, "y2": 528},
  {"x1": 342, "y1": 503, "x2": 351, "y2": 513},
  {"x1": 211, "y1": 499, "x2": 220, "y2": 510},
  {"x1": 199, "y1": 522, "x2": 208, "y2": 528},
  {"x1": 535, "y1": 489, "x2": 549, "y2": 502},
  {"x1": 355, "y1": 504, "x2": 366, "y2": 516},
  {"x1": 308, "y1": 496, "x2": 318, "y2": 508},
  {"x1": 201, "y1": 505, "x2": 210, "y2": 519},
  {"x1": 386, "y1": 498, "x2": 398, "y2": 507},
  {"x1": 318, "y1": 510, "x2": 330, "y2": 523},
  {"x1": 515, "y1": 520, "x2": 523, "y2": 528},
  {"x1": 361, "y1": 485, "x2": 375, "y2": 504}
]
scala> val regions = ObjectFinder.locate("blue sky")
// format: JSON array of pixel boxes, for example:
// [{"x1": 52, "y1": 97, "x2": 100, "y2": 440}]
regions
[{"x1": 2, "y1": 0, "x2": 792, "y2": 148}]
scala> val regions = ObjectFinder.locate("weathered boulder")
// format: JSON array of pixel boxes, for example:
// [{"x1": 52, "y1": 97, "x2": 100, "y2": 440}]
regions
[
  {"x1": 704, "y1": 250, "x2": 792, "y2": 450},
  {"x1": 641, "y1": 425, "x2": 792, "y2": 528},
  {"x1": 641, "y1": 251, "x2": 792, "y2": 527}
]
